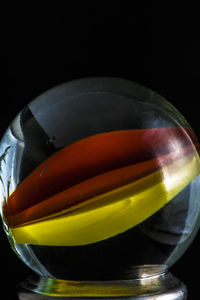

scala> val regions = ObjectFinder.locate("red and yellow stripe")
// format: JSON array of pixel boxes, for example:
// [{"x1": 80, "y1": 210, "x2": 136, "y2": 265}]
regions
[{"x1": 4, "y1": 127, "x2": 200, "y2": 246}]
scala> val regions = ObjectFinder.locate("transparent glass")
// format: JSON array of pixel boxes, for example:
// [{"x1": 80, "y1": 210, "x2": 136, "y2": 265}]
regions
[{"x1": 0, "y1": 78, "x2": 200, "y2": 294}]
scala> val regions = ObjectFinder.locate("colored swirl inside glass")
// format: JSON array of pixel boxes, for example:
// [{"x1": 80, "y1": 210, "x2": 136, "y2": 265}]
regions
[{"x1": 4, "y1": 127, "x2": 200, "y2": 246}]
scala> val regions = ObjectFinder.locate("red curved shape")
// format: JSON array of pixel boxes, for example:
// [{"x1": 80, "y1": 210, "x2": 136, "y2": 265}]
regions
[{"x1": 4, "y1": 127, "x2": 198, "y2": 226}]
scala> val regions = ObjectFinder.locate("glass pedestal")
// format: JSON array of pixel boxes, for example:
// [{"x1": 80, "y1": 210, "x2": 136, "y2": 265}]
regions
[{"x1": 17, "y1": 271, "x2": 187, "y2": 300}]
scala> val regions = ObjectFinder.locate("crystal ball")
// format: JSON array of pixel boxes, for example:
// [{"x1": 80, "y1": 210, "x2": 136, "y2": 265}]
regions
[{"x1": 1, "y1": 77, "x2": 200, "y2": 281}]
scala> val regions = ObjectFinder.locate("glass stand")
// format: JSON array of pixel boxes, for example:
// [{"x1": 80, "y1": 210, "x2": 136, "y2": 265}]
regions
[{"x1": 17, "y1": 271, "x2": 187, "y2": 299}]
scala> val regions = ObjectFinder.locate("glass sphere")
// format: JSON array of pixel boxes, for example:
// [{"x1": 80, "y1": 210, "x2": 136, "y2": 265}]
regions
[{"x1": 1, "y1": 77, "x2": 200, "y2": 281}]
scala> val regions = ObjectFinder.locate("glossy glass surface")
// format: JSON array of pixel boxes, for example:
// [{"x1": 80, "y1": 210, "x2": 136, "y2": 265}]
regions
[{"x1": 1, "y1": 77, "x2": 200, "y2": 281}]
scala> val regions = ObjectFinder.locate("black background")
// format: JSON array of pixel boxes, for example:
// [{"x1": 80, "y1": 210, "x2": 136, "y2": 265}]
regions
[{"x1": 4, "y1": 2, "x2": 200, "y2": 299}]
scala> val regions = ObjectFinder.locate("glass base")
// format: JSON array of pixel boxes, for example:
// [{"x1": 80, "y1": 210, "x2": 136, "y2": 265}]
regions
[{"x1": 18, "y1": 271, "x2": 187, "y2": 299}]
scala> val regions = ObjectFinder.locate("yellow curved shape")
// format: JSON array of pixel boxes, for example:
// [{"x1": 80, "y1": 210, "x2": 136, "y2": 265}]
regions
[{"x1": 10, "y1": 151, "x2": 200, "y2": 246}]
